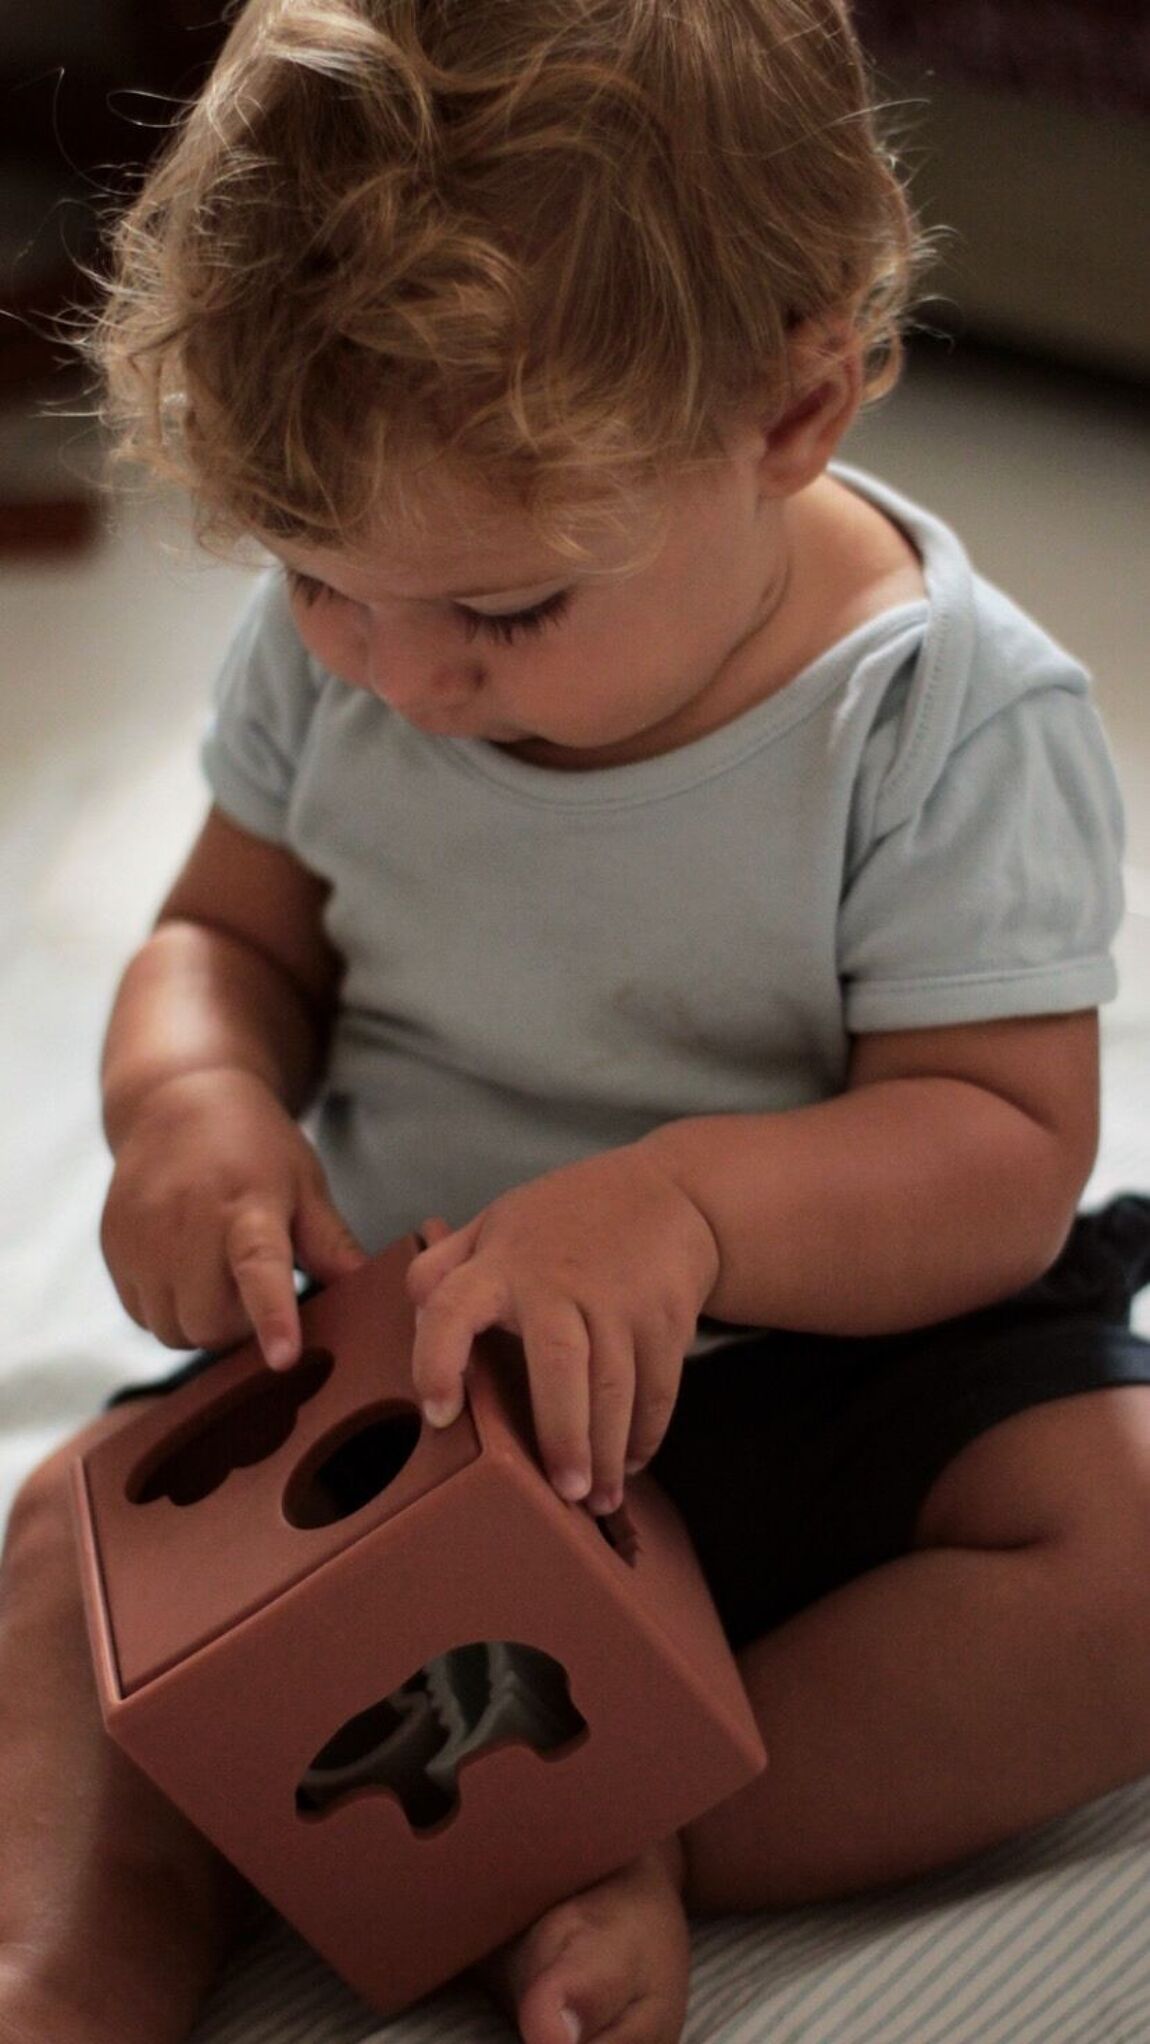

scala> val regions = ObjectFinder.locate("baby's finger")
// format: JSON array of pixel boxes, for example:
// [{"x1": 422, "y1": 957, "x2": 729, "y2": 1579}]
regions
[
  {"x1": 518, "y1": 1295, "x2": 593, "y2": 1505},
  {"x1": 406, "y1": 1217, "x2": 478, "y2": 1307},
  {"x1": 293, "y1": 1189, "x2": 368, "y2": 1284},
  {"x1": 225, "y1": 1206, "x2": 301, "y2": 1369},
  {"x1": 585, "y1": 1319, "x2": 636, "y2": 1515},
  {"x1": 137, "y1": 1280, "x2": 192, "y2": 1352},
  {"x1": 624, "y1": 1324, "x2": 685, "y2": 1475},
  {"x1": 113, "y1": 1272, "x2": 145, "y2": 1332},
  {"x1": 417, "y1": 1215, "x2": 455, "y2": 1249},
  {"x1": 412, "y1": 1261, "x2": 506, "y2": 1424},
  {"x1": 173, "y1": 1262, "x2": 250, "y2": 1353}
]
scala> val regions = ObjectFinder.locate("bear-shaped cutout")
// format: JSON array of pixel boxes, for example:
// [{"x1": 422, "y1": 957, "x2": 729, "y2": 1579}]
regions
[
  {"x1": 296, "y1": 1641, "x2": 587, "y2": 1832},
  {"x1": 128, "y1": 1349, "x2": 335, "y2": 1508}
]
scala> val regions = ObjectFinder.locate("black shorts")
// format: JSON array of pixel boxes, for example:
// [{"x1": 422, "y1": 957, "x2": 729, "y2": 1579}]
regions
[{"x1": 107, "y1": 1196, "x2": 1150, "y2": 1653}]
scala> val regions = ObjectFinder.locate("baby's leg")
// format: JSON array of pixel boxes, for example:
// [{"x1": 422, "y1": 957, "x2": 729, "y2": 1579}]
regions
[
  {"x1": 680, "y1": 1385, "x2": 1150, "y2": 1912},
  {"x1": 0, "y1": 1405, "x2": 254, "y2": 2043},
  {"x1": 483, "y1": 1385, "x2": 1150, "y2": 2044}
]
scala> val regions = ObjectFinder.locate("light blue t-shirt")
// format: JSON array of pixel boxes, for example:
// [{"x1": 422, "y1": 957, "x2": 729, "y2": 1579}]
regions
[{"x1": 202, "y1": 465, "x2": 1126, "y2": 1256}]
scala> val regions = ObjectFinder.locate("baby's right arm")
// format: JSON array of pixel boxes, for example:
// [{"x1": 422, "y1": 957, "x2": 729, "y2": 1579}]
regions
[{"x1": 100, "y1": 805, "x2": 366, "y2": 1367}]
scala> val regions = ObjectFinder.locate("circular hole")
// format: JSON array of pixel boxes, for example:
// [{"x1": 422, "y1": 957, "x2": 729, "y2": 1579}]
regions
[{"x1": 283, "y1": 1403, "x2": 422, "y2": 1528}]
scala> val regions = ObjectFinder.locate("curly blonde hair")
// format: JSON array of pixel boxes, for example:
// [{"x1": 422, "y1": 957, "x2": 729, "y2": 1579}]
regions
[{"x1": 84, "y1": 0, "x2": 924, "y2": 565}]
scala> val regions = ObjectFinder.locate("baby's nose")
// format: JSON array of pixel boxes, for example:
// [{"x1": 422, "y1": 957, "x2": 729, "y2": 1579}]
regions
[
  {"x1": 364, "y1": 620, "x2": 486, "y2": 709},
  {"x1": 373, "y1": 664, "x2": 485, "y2": 713}
]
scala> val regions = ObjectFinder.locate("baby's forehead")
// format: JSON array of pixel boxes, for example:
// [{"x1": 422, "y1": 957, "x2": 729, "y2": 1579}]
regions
[
  {"x1": 265, "y1": 444, "x2": 740, "y2": 600},
  {"x1": 275, "y1": 493, "x2": 677, "y2": 601},
  {"x1": 377, "y1": 499, "x2": 561, "y2": 578},
  {"x1": 272, "y1": 526, "x2": 585, "y2": 606}
]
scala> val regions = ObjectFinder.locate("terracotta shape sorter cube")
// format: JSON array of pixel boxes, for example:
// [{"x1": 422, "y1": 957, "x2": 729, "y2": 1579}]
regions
[{"x1": 72, "y1": 1233, "x2": 766, "y2": 2016}]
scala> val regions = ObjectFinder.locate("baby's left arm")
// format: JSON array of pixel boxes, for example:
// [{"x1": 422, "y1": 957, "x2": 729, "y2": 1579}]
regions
[
  {"x1": 639, "y1": 1007, "x2": 1099, "y2": 1335},
  {"x1": 408, "y1": 1008, "x2": 1097, "y2": 1514}
]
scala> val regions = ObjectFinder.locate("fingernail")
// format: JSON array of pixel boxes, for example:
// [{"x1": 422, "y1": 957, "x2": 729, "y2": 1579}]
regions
[
  {"x1": 588, "y1": 1491, "x2": 619, "y2": 1516},
  {"x1": 265, "y1": 1337, "x2": 295, "y2": 1369},
  {"x1": 561, "y1": 2011, "x2": 582, "y2": 2044},
  {"x1": 624, "y1": 1458, "x2": 643, "y2": 1475},
  {"x1": 554, "y1": 1469, "x2": 591, "y2": 1503},
  {"x1": 423, "y1": 1397, "x2": 462, "y2": 1428}
]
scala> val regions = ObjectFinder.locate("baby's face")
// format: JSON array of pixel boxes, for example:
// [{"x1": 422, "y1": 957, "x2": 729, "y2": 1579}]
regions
[{"x1": 268, "y1": 427, "x2": 790, "y2": 769}]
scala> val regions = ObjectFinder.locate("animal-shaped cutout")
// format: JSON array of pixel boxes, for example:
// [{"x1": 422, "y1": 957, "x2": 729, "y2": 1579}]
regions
[
  {"x1": 595, "y1": 1502, "x2": 641, "y2": 1567},
  {"x1": 129, "y1": 1349, "x2": 334, "y2": 1507},
  {"x1": 297, "y1": 1641, "x2": 587, "y2": 1831}
]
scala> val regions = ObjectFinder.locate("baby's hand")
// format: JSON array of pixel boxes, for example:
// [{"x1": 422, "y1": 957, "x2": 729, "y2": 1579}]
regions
[
  {"x1": 100, "y1": 1068, "x2": 366, "y2": 1367},
  {"x1": 406, "y1": 1149, "x2": 721, "y2": 1513}
]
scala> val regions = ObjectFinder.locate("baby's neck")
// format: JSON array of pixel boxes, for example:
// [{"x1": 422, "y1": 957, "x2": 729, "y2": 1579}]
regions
[
  {"x1": 499, "y1": 477, "x2": 925, "y2": 775},
  {"x1": 501, "y1": 546, "x2": 794, "y2": 774}
]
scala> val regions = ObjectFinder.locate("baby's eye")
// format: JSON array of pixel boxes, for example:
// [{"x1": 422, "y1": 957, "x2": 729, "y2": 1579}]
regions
[{"x1": 457, "y1": 588, "x2": 573, "y2": 646}]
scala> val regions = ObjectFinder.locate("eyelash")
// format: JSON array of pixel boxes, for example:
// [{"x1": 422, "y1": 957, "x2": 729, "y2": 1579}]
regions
[
  {"x1": 284, "y1": 568, "x2": 572, "y2": 645},
  {"x1": 458, "y1": 588, "x2": 572, "y2": 645}
]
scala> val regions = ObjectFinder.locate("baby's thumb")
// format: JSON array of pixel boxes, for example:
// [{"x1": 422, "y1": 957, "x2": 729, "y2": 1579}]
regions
[{"x1": 294, "y1": 1192, "x2": 368, "y2": 1284}]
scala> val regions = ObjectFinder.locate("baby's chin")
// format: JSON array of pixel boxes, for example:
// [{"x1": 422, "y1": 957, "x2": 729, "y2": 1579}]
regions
[
  {"x1": 499, "y1": 722, "x2": 673, "y2": 772},
  {"x1": 493, "y1": 733, "x2": 601, "y2": 769},
  {"x1": 400, "y1": 710, "x2": 527, "y2": 743}
]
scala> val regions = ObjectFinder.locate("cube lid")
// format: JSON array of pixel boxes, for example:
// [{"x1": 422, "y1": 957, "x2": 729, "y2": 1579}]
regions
[{"x1": 79, "y1": 1238, "x2": 482, "y2": 1693}]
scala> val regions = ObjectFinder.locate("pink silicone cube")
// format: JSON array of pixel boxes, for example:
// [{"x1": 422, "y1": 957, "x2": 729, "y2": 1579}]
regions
[{"x1": 72, "y1": 1233, "x2": 766, "y2": 2014}]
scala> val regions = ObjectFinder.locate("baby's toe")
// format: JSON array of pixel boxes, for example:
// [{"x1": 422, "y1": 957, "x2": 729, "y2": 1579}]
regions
[
  {"x1": 490, "y1": 1848, "x2": 691, "y2": 2044},
  {"x1": 519, "y1": 1959, "x2": 684, "y2": 2044}
]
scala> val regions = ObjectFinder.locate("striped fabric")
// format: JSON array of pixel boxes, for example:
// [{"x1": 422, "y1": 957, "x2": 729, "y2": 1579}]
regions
[{"x1": 192, "y1": 1774, "x2": 1150, "y2": 2041}]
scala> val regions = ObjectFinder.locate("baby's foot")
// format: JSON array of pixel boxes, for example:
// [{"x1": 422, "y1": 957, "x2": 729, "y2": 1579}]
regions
[{"x1": 475, "y1": 1840, "x2": 691, "y2": 2044}]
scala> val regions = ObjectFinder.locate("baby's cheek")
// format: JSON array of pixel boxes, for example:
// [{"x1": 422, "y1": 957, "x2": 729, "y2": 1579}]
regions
[{"x1": 289, "y1": 602, "x2": 368, "y2": 689}]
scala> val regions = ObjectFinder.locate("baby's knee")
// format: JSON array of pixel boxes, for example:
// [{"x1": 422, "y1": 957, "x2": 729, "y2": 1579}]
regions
[
  {"x1": 4, "y1": 1405, "x2": 142, "y2": 1569},
  {"x1": 1058, "y1": 1483, "x2": 1150, "y2": 1761},
  {"x1": 915, "y1": 1383, "x2": 1150, "y2": 1555},
  {"x1": 916, "y1": 1383, "x2": 1150, "y2": 1687}
]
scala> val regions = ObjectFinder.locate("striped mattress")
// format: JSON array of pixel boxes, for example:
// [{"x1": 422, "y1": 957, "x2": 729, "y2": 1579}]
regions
[{"x1": 193, "y1": 1773, "x2": 1150, "y2": 2042}]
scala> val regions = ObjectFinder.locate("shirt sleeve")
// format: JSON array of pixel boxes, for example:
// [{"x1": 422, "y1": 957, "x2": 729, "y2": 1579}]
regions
[
  {"x1": 838, "y1": 668, "x2": 1126, "y2": 1032},
  {"x1": 199, "y1": 569, "x2": 322, "y2": 844}
]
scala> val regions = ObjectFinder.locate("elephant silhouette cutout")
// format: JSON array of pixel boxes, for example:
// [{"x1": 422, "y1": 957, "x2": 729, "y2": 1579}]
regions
[
  {"x1": 129, "y1": 1349, "x2": 335, "y2": 1508},
  {"x1": 297, "y1": 1641, "x2": 587, "y2": 1831}
]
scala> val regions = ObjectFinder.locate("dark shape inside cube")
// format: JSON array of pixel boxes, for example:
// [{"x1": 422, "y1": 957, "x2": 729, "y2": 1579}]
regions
[
  {"x1": 127, "y1": 1349, "x2": 334, "y2": 1508},
  {"x1": 296, "y1": 1641, "x2": 587, "y2": 1832},
  {"x1": 283, "y1": 1404, "x2": 424, "y2": 1528}
]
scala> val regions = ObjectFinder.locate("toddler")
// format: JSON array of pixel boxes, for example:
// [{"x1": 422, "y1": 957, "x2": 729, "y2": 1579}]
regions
[{"x1": 4, "y1": 3, "x2": 1150, "y2": 2041}]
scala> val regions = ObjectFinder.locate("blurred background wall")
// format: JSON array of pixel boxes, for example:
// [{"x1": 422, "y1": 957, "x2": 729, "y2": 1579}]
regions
[
  {"x1": 0, "y1": 0, "x2": 222, "y2": 551},
  {"x1": 856, "y1": 0, "x2": 1150, "y2": 380},
  {"x1": 2, "y1": 0, "x2": 1149, "y2": 556}
]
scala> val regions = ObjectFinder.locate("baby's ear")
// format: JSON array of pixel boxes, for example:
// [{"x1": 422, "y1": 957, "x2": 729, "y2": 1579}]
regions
[{"x1": 755, "y1": 318, "x2": 864, "y2": 500}]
